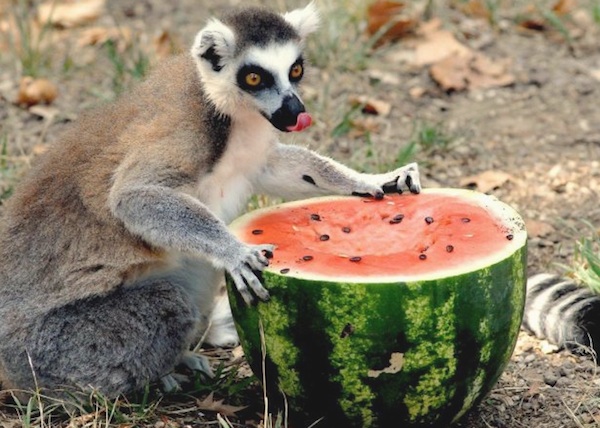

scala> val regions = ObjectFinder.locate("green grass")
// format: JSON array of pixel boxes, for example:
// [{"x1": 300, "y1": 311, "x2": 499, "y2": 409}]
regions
[
  {"x1": 102, "y1": 38, "x2": 150, "y2": 96},
  {"x1": 592, "y1": 0, "x2": 600, "y2": 24},
  {"x1": 395, "y1": 121, "x2": 455, "y2": 167},
  {"x1": 570, "y1": 221, "x2": 600, "y2": 293},
  {"x1": 306, "y1": 0, "x2": 376, "y2": 72},
  {"x1": 6, "y1": 0, "x2": 54, "y2": 77},
  {"x1": 0, "y1": 134, "x2": 17, "y2": 202},
  {"x1": 2, "y1": 367, "x2": 258, "y2": 427}
]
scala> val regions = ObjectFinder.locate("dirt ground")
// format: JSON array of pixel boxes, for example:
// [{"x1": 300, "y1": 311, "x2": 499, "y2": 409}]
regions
[{"x1": 1, "y1": 0, "x2": 600, "y2": 427}]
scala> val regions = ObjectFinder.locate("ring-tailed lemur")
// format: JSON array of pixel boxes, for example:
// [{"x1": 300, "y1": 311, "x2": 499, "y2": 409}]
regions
[
  {"x1": 523, "y1": 274, "x2": 600, "y2": 356},
  {"x1": 0, "y1": 3, "x2": 421, "y2": 399}
]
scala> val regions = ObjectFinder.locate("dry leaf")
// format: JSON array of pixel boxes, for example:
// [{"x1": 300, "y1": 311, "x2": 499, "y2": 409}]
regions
[
  {"x1": 349, "y1": 95, "x2": 392, "y2": 116},
  {"x1": 454, "y1": 0, "x2": 492, "y2": 20},
  {"x1": 412, "y1": 21, "x2": 472, "y2": 66},
  {"x1": 349, "y1": 117, "x2": 381, "y2": 138},
  {"x1": 368, "y1": 69, "x2": 401, "y2": 85},
  {"x1": 552, "y1": 0, "x2": 576, "y2": 15},
  {"x1": 28, "y1": 105, "x2": 60, "y2": 121},
  {"x1": 409, "y1": 86, "x2": 426, "y2": 99},
  {"x1": 459, "y1": 170, "x2": 512, "y2": 193},
  {"x1": 430, "y1": 52, "x2": 514, "y2": 92},
  {"x1": 16, "y1": 77, "x2": 58, "y2": 107},
  {"x1": 525, "y1": 219, "x2": 555, "y2": 238},
  {"x1": 78, "y1": 26, "x2": 132, "y2": 51},
  {"x1": 38, "y1": 0, "x2": 105, "y2": 28},
  {"x1": 66, "y1": 413, "x2": 96, "y2": 428},
  {"x1": 196, "y1": 392, "x2": 247, "y2": 417},
  {"x1": 367, "y1": 0, "x2": 417, "y2": 45},
  {"x1": 518, "y1": 19, "x2": 546, "y2": 32},
  {"x1": 153, "y1": 29, "x2": 183, "y2": 59}
]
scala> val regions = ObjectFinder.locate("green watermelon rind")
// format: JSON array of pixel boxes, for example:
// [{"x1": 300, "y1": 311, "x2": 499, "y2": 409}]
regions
[{"x1": 227, "y1": 189, "x2": 527, "y2": 427}]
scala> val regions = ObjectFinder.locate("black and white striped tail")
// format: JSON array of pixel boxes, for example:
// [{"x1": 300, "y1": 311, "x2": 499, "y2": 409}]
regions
[{"x1": 523, "y1": 273, "x2": 600, "y2": 356}]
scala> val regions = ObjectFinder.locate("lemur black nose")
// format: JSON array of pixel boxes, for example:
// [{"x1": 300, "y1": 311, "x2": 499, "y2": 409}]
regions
[{"x1": 269, "y1": 94, "x2": 307, "y2": 132}]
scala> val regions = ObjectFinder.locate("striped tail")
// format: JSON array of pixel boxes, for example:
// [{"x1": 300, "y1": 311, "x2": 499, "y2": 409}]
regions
[{"x1": 523, "y1": 273, "x2": 600, "y2": 356}]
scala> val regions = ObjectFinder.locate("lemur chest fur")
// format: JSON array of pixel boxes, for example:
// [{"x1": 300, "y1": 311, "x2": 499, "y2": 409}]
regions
[{"x1": 197, "y1": 111, "x2": 274, "y2": 223}]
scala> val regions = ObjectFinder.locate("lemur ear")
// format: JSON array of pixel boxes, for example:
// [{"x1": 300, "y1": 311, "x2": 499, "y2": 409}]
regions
[
  {"x1": 282, "y1": 1, "x2": 320, "y2": 39},
  {"x1": 191, "y1": 19, "x2": 235, "y2": 72}
]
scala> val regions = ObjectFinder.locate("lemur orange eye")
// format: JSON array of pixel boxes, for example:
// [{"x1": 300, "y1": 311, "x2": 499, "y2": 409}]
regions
[
  {"x1": 245, "y1": 73, "x2": 261, "y2": 87},
  {"x1": 290, "y1": 64, "x2": 303, "y2": 80}
]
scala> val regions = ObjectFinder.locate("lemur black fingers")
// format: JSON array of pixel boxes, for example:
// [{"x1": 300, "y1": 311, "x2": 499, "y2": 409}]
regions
[
  {"x1": 406, "y1": 174, "x2": 421, "y2": 194},
  {"x1": 263, "y1": 249, "x2": 274, "y2": 259},
  {"x1": 382, "y1": 180, "x2": 397, "y2": 194}
]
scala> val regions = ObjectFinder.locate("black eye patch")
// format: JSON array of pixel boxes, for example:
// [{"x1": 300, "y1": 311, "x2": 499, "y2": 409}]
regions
[
  {"x1": 237, "y1": 64, "x2": 275, "y2": 92},
  {"x1": 289, "y1": 57, "x2": 304, "y2": 83}
]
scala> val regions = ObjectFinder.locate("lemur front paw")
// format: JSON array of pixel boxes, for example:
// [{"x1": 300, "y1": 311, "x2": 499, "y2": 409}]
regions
[
  {"x1": 228, "y1": 244, "x2": 274, "y2": 304},
  {"x1": 382, "y1": 162, "x2": 421, "y2": 195}
]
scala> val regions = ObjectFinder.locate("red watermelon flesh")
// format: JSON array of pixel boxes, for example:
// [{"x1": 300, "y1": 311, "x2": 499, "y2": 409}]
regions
[{"x1": 238, "y1": 192, "x2": 516, "y2": 280}]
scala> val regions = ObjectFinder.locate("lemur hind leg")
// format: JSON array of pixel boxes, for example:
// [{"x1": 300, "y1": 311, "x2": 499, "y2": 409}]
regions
[{"x1": 18, "y1": 279, "x2": 202, "y2": 398}]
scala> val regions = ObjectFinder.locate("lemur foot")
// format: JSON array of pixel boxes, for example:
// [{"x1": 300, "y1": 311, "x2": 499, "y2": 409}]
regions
[
  {"x1": 181, "y1": 351, "x2": 214, "y2": 377},
  {"x1": 161, "y1": 373, "x2": 188, "y2": 392},
  {"x1": 160, "y1": 352, "x2": 214, "y2": 392}
]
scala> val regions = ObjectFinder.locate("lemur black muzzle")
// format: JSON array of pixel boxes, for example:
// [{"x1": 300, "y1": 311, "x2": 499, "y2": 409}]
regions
[{"x1": 269, "y1": 94, "x2": 312, "y2": 133}]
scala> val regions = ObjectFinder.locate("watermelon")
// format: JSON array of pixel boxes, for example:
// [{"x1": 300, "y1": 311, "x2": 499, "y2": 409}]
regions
[{"x1": 226, "y1": 188, "x2": 527, "y2": 427}]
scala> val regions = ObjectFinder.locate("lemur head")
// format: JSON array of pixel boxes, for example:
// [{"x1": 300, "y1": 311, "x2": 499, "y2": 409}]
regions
[{"x1": 191, "y1": 2, "x2": 320, "y2": 132}]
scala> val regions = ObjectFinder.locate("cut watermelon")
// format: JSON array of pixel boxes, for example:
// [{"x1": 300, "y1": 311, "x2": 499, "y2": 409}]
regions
[{"x1": 227, "y1": 188, "x2": 527, "y2": 428}]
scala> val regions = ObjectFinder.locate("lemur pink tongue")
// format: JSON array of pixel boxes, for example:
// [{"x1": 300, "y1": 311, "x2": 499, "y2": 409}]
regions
[{"x1": 287, "y1": 112, "x2": 312, "y2": 132}]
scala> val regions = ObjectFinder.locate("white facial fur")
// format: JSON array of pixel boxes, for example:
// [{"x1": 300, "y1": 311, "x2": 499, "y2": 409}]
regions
[
  {"x1": 240, "y1": 41, "x2": 304, "y2": 116},
  {"x1": 191, "y1": 2, "x2": 320, "y2": 117},
  {"x1": 282, "y1": 1, "x2": 320, "y2": 39}
]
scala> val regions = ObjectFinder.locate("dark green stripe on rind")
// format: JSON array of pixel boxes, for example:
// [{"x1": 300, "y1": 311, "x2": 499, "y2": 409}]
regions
[{"x1": 227, "y1": 245, "x2": 526, "y2": 428}]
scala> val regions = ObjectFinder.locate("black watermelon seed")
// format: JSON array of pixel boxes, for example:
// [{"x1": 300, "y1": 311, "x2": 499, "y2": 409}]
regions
[
  {"x1": 319, "y1": 234, "x2": 330, "y2": 241},
  {"x1": 461, "y1": 217, "x2": 471, "y2": 223},
  {"x1": 349, "y1": 256, "x2": 362, "y2": 262},
  {"x1": 310, "y1": 213, "x2": 321, "y2": 221},
  {"x1": 425, "y1": 217, "x2": 434, "y2": 224},
  {"x1": 506, "y1": 234, "x2": 514, "y2": 240},
  {"x1": 342, "y1": 227, "x2": 352, "y2": 233},
  {"x1": 280, "y1": 268, "x2": 290, "y2": 274},
  {"x1": 419, "y1": 254, "x2": 427, "y2": 260},
  {"x1": 251, "y1": 229, "x2": 263, "y2": 235},
  {"x1": 446, "y1": 245, "x2": 454, "y2": 253},
  {"x1": 389, "y1": 214, "x2": 404, "y2": 224},
  {"x1": 340, "y1": 323, "x2": 355, "y2": 338},
  {"x1": 303, "y1": 255, "x2": 314, "y2": 261}
]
